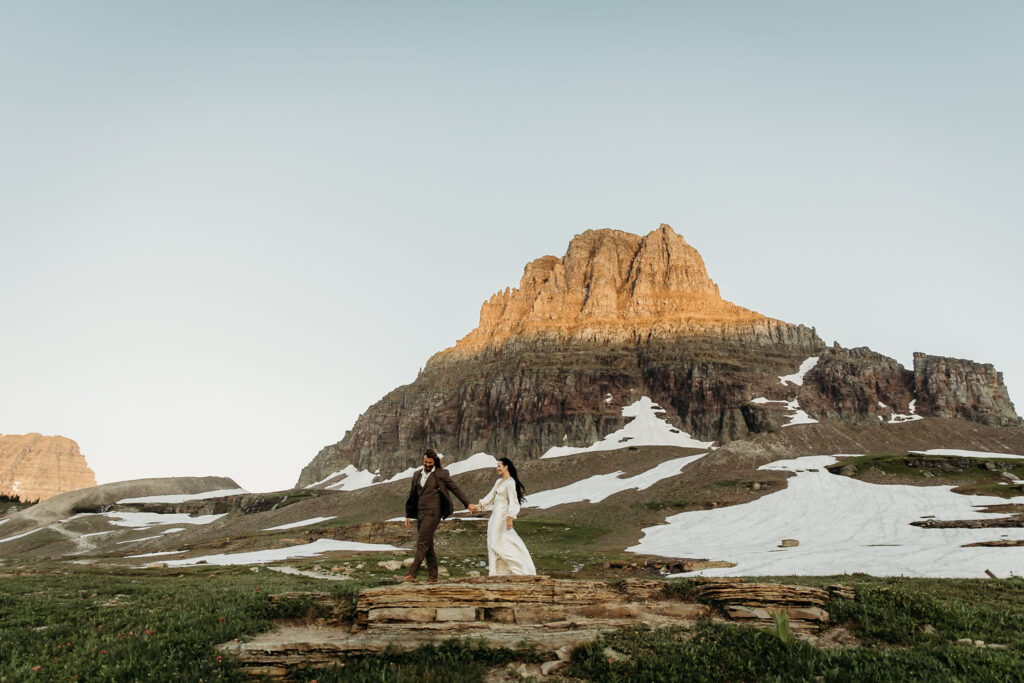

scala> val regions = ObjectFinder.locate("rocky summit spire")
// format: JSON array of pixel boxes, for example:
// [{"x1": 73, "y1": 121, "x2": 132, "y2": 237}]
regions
[{"x1": 440, "y1": 224, "x2": 775, "y2": 358}]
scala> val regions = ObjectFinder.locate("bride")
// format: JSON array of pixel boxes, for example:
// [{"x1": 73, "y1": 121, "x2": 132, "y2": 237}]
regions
[{"x1": 469, "y1": 458, "x2": 536, "y2": 576}]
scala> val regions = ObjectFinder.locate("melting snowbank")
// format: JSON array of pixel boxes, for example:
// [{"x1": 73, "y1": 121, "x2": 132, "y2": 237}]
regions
[
  {"x1": 263, "y1": 516, "x2": 337, "y2": 531},
  {"x1": 117, "y1": 488, "x2": 249, "y2": 504},
  {"x1": 779, "y1": 356, "x2": 819, "y2": 386},
  {"x1": 308, "y1": 453, "x2": 499, "y2": 492},
  {"x1": 98, "y1": 512, "x2": 227, "y2": 529},
  {"x1": 541, "y1": 397, "x2": 712, "y2": 459},
  {"x1": 155, "y1": 538, "x2": 403, "y2": 567},
  {"x1": 912, "y1": 449, "x2": 1024, "y2": 459},
  {"x1": 526, "y1": 454, "x2": 706, "y2": 509},
  {"x1": 628, "y1": 454, "x2": 1024, "y2": 578}
]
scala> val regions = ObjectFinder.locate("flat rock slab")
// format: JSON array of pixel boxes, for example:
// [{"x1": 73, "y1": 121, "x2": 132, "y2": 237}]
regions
[
  {"x1": 220, "y1": 623, "x2": 619, "y2": 663},
  {"x1": 223, "y1": 576, "x2": 846, "y2": 671},
  {"x1": 357, "y1": 575, "x2": 664, "y2": 611}
]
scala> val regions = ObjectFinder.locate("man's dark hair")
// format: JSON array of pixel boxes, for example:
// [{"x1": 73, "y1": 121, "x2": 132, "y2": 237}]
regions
[{"x1": 424, "y1": 448, "x2": 440, "y2": 461}]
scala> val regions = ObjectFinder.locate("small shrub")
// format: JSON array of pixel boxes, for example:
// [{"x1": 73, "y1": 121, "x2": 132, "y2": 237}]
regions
[{"x1": 771, "y1": 609, "x2": 794, "y2": 648}]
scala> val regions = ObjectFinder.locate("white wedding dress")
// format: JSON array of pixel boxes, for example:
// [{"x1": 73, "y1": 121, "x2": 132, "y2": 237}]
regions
[{"x1": 477, "y1": 477, "x2": 536, "y2": 576}]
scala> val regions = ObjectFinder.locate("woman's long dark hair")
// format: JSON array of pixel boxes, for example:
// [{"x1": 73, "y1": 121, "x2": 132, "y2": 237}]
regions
[{"x1": 500, "y1": 457, "x2": 526, "y2": 504}]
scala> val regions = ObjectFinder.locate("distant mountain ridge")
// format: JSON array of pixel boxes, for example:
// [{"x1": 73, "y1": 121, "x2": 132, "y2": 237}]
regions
[{"x1": 297, "y1": 225, "x2": 1019, "y2": 487}]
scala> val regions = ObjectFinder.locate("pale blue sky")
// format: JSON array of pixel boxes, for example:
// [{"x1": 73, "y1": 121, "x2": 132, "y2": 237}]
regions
[{"x1": 2, "y1": 2, "x2": 1021, "y2": 492}]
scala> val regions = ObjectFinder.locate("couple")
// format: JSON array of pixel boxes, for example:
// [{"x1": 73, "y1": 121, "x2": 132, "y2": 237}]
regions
[{"x1": 399, "y1": 448, "x2": 535, "y2": 582}]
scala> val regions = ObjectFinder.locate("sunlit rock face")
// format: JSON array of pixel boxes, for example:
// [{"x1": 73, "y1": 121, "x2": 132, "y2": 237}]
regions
[
  {"x1": 297, "y1": 224, "x2": 1019, "y2": 487},
  {"x1": 0, "y1": 433, "x2": 97, "y2": 502},
  {"x1": 436, "y1": 224, "x2": 789, "y2": 358}
]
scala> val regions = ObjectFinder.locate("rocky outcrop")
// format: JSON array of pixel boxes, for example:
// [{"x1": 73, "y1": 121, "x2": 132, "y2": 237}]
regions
[
  {"x1": 220, "y1": 576, "x2": 844, "y2": 671},
  {"x1": 298, "y1": 225, "x2": 1020, "y2": 487},
  {"x1": 913, "y1": 353, "x2": 1019, "y2": 427},
  {"x1": 798, "y1": 345, "x2": 916, "y2": 423},
  {"x1": 0, "y1": 433, "x2": 96, "y2": 502},
  {"x1": 442, "y1": 225, "x2": 779, "y2": 357}
]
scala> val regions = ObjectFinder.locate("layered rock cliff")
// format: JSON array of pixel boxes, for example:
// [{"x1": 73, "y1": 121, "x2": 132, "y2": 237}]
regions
[
  {"x1": 913, "y1": 352, "x2": 1019, "y2": 426},
  {"x1": 444, "y1": 225, "x2": 777, "y2": 355},
  {"x1": 0, "y1": 433, "x2": 97, "y2": 502},
  {"x1": 297, "y1": 225, "x2": 1019, "y2": 487}
]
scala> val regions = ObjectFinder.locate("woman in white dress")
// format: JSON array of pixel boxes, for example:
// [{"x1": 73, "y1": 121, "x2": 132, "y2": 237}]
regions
[{"x1": 470, "y1": 458, "x2": 536, "y2": 576}]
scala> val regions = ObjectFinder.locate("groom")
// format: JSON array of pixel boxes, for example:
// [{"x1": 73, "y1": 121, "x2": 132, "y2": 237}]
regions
[{"x1": 398, "y1": 448, "x2": 472, "y2": 583}]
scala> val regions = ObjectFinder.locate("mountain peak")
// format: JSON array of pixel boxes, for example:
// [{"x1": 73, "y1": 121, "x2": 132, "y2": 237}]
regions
[{"x1": 441, "y1": 224, "x2": 774, "y2": 357}]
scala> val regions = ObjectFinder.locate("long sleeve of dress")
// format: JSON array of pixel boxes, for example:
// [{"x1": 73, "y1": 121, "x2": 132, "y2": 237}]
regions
[
  {"x1": 478, "y1": 480, "x2": 500, "y2": 511},
  {"x1": 504, "y1": 479, "x2": 521, "y2": 519}
]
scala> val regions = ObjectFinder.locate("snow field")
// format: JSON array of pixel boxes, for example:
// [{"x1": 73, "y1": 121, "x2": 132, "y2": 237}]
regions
[{"x1": 628, "y1": 455, "x2": 1024, "y2": 578}]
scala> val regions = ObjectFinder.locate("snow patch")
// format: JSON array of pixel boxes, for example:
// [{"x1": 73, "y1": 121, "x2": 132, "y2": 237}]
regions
[
  {"x1": 128, "y1": 550, "x2": 186, "y2": 558},
  {"x1": 628, "y1": 454, "x2": 1024, "y2": 578},
  {"x1": 156, "y1": 538, "x2": 403, "y2": 567},
  {"x1": 888, "y1": 400, "x2": 923, "y2": 424},
  {"x1": 779, "y1": 356, "x2": 819, "y2": 387},
  {"x1": 305, "y1": 469, "x2": 348, "y2": 489},
  {"x1": 910, "y1": 449, "x2": 1024, "y2": 459},
  {"x1": 263, "y1": 516, "x2": 337, "y2": 531},
  {"x1": 527, "y1": 454, "x2": 706, "y2": 508},
  {"x1": 445, "y1": 452, "x2": 499, "y2": 476},
  {"x1": 100, "y1": 512, "x2": 227, "y2": 529},
  {"x1": 315, "y1": 453, "x2": 499, "y2": 492},
  {"x1": 781, "y1": 399, "x2": 818, "y2": 427},
  {"x1": 541, "y1": 397, "x2": 712, "y2": 459},
  {"x1": 0, "y1": 527, "x2": 42, "y2": 543},
  {"x1": 117, "y1": 488, "x2": 248, "y2": 504},
  {"x1": 324, "y1": 465, "x2": 379, "y2": 491},
  {"x1": 751, "y1": 397, "x2": 818, "y2": 426},
  {"x1": 118, "y1": 535, "x2": 163, "y2": 544}
]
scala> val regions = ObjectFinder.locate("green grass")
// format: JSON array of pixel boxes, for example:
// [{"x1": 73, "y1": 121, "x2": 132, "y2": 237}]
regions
[
  {"x1": 4, "y1": 566, "x2": 1024, "y2": 681},
  {"x1": 285, "y1": 641, "x2": 543, "y2": 682},
  {"x1": 566, "y1": 621, "x2": 1024, "y2": 683},
  {"x1": 0, "y1": 565, "x2": 379, "y2": 682},
  {"x1": 644, "y1": 499, "x2": 690, "y2": 511},
  {"x1": 0, "y1": 493, "x2": 37, "y2": 514},
  {"x1": 825, "y1": 577, "x2": 1024, "y2": 647}
]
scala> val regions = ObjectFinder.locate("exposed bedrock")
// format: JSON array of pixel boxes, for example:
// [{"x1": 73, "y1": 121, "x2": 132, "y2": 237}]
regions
[
  {"x1": 913, "y1": 352, "x2": 1020, "y2": 427},
  {"x1": 299, "y1": 328, "x2": 824, "y2": 486},
  {"x1": 798, "y1": 346, "x2": 917, "y2": 423},
  {"x1": 0, "y1": 433, "x2": 97, "y2": 502}
]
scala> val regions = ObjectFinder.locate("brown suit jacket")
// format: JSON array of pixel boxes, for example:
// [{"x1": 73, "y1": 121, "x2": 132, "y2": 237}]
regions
[{"x1": 406, "y1": 466, "x2": 471, "y2": 519}]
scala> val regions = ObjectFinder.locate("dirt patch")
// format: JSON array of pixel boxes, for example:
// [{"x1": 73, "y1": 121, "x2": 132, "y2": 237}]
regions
[{"x1": 810, "y1": 623, "x2": 862, "y2": 649}]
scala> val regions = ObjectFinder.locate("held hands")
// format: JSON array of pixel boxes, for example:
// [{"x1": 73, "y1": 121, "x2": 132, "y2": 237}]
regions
[{"x1": 468, "y1": 504, "x2": 478, "y2": 514}]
